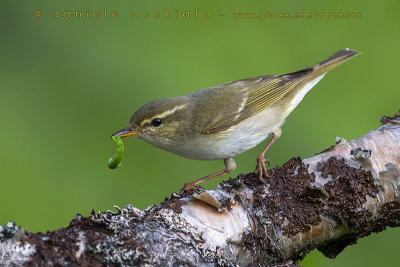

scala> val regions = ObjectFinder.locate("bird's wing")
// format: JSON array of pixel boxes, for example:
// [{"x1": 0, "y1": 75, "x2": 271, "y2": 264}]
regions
[
  {"x1": 193, "y1": 48, "x2": 360, "y2": 134},
  {"x1": 193, "y1": 68, "x2": 312, "y2": 134}
]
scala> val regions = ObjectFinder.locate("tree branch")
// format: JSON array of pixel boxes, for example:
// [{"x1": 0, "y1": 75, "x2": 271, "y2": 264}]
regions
[{"x1": 1, "y1": 112, "x2": 400, "y2": 266}]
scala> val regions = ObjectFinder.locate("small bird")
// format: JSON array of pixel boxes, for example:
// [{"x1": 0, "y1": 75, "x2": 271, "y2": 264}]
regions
[{"x1": 113, "y1": 49, "x2": 359, "y2": 188}]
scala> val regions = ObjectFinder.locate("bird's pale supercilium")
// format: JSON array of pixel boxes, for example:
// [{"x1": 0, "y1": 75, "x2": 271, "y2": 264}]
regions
[{"x1": 112, "y1": 49, "x2": 360, "y2": 188}]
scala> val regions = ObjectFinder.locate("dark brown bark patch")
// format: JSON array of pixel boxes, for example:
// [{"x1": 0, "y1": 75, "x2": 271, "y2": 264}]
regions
[
  {"x1": 317, "y1": 157, "x2": 378, "y2": 226},
  {"x1": 315, "y1": 156, "x2": 380, "y2": 258},
  {"x1": 225, "y1": 157, "x2": 323, "y2": 263},
  {"x1": 23, "y1": 214, "x2": 110, "y2": 266},
  {"x1": 159, "y1": 197, "x2": 185, "y2": 214}
]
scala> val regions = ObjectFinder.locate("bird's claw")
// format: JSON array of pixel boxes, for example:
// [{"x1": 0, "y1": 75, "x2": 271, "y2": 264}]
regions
[
  {"x1": 255, "y1": 156, "x2": 269, "y2": 181},
  {"x1": 180, "y1": 183, "x2": 201, "y2": 192}
]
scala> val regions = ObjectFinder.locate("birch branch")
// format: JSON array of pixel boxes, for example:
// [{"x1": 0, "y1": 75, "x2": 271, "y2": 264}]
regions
[{"x1": 1, "y1": 112, "x2": 400, "y2": 266}]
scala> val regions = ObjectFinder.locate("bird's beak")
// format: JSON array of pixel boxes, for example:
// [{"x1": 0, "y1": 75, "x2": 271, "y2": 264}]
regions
[{"x1": 112, "y1": 126, "x2": 140, "y2": 138}]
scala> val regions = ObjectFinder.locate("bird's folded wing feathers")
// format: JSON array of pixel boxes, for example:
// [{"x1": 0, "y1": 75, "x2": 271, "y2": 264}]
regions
[
  {"x1": 193, "y1": 48, "x2": 359, "y2": 134},
  {"x1": 193, "y1": 68, "x2": 312, "y2": 134}
]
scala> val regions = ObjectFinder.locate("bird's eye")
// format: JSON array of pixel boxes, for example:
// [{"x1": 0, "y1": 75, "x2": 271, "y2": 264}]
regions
[{"x1": 151, "y1": 118, "x2": 163, "y2": 127}]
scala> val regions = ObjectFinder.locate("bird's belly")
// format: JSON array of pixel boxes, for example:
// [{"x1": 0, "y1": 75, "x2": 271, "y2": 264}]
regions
[
  {"x1": 158, "y1": 134, "x2": 271, "y2": 161},
  {"x1": 206, "y1": 106, "x2": 284, "y2": 159},
  {"x1": 149, "y1": 106, "x2": 284, "y2": 160}
]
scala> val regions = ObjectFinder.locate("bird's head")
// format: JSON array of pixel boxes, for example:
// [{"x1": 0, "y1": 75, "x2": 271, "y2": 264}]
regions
[{"x1": 112, "y1": 97, "x2": 191, "y2": 143}]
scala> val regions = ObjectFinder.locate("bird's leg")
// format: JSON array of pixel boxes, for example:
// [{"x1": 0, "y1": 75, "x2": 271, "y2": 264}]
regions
[
  {"x1": 255, "y1": 128, "x2": 282, "y2": 181},
  {"x1": 182, "y1": 158, "x2": 236, "y2": 191}
]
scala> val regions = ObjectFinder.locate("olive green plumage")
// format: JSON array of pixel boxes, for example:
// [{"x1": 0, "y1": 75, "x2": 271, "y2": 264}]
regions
[{"x1": 112, "y1": 48, "x2": 360, "y2": 186}]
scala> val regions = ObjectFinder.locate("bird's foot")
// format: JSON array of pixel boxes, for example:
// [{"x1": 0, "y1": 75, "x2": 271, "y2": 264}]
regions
[
  {"x1": 255, "y1": 155, "x2": 270, "y2": 182},
  {"x1": 180, "y1": 183, "x2": 202, "y2": 192}
]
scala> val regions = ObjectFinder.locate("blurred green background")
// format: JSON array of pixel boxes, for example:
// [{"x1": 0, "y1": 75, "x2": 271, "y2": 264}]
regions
[{"x1": 0, "y1": 0, "x2": 399, "y2": 266}]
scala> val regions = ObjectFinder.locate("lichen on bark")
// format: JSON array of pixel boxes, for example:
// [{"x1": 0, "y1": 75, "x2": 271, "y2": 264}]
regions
[{"x1": 1, "y1": 112, "x2": 400, "y2": 266}]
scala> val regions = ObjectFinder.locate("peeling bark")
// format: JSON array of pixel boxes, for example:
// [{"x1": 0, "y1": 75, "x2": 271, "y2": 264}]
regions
[{"x1": 1, "y1": 113, "x2": 400, "y2": 266}]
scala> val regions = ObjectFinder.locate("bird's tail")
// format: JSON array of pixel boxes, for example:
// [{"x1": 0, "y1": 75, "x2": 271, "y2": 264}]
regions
[{"x1": 311, "y1": 48, "x2": 360, "y2": 77}]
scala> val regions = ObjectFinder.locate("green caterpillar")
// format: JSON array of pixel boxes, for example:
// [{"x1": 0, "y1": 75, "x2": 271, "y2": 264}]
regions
[{"x1": 108, "y1": 135, "x2": 124, "y2": 169}]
